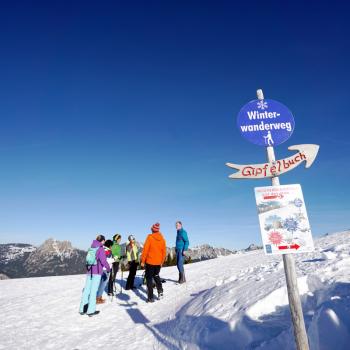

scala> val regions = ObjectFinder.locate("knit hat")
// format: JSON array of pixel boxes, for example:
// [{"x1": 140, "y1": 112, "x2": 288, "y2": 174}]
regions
[
  {"x1": 113, "y1": 234, "x2": 121, "y2": 242},
  {"x1": 151, "y1": 223, "x2": 160, "y2": 233}
]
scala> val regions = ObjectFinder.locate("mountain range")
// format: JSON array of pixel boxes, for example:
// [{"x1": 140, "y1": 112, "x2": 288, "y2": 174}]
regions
[{"x1": 0, "y1": 238, "x2": 260, "y2": 279}]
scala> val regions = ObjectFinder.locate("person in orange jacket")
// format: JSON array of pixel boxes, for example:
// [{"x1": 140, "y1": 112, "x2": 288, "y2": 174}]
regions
[{"x1": 141, "y1": 222, "x2": 166, "y2": 303}]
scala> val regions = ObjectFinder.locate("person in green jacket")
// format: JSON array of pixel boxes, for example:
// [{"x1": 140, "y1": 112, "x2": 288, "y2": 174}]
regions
[{"x1": 107, "y1": 234, "x2": 122, "y2": 296}]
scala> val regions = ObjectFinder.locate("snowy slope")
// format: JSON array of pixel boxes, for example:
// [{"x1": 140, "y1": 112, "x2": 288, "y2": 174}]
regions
[{"x1": 0, "y1": 231, "x2": 349, "y2": 350}]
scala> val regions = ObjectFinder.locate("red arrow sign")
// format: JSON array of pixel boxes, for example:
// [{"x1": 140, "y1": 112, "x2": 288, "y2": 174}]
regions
[
  {"x1": 263, "y1": 193, "x2": 284, "y2": 200},
  {"x1": 264, "y1": 195, "x2": 279, "y2": 200},
  {"x1": 278, "y1": 244, "x2": 300, "y2": 250}
]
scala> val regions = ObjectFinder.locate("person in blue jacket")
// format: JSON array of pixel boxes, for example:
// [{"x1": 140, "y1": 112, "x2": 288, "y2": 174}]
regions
[{"x1": 175, "y1": 221, "x2": 189, "y2": 284}]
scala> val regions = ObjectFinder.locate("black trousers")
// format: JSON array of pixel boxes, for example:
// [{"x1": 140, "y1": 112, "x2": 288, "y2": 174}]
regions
[
  {"x1": 145, "y1": 264, "x2": 162, "y2": 300},
  {"x1": 126, "y1": 261, "x2": 138, "y2": 289},
  {"x1": 108, "y1": 261, "x2": 119, "y2": 294}
]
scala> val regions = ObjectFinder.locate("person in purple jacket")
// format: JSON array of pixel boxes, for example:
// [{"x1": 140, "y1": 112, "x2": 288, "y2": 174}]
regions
[{"x1": 79, "y1": 234, "x2": 111, "y2": 317}]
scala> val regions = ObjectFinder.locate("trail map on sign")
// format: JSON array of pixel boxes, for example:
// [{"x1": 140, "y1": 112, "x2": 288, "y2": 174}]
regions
[{"x1": 254, "y1": 184, "x2": 314, "y2": 255}]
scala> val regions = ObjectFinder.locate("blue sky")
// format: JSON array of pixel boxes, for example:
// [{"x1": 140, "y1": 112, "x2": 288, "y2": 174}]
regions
[{"x1": 0, "y1": 1, "x2": 349, "y2": 250}]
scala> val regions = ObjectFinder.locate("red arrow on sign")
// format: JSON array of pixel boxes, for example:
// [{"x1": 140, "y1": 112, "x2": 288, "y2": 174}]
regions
[
  {"x1": 263, "y1": 193, "x2": 284, "y2": 200},
  {"x1": 264, "y1": 195, "x2": 279, "y2": 200},
  {"x1": 278, "y1": 244, "x2": 300, "y2": 250}
]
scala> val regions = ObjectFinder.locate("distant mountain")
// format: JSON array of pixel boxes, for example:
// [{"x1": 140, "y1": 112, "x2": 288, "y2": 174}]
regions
[
  {"x1": 24, "y1": 239, "x2": 86, "y2": 277},
  {"x1": 0, "y1": 243, "x2": 36, "y2": 278},
  {"x1": 186, "y1": 244, "x2": 236, "y2": 262},
  {"x1": 0, "y1": 238, "x2": 245, "y2": 279},
  {"x1": 0, "y1": 239, "x2": 86, "y2": 279},
  {"x1": 244, "y1": 243, "x2": 263, "y2": 252}
]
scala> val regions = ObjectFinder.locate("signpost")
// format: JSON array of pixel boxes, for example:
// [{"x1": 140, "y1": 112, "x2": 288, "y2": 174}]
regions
[{"x1": 227, "y1": 89, "x2": 319, "y2": 350}]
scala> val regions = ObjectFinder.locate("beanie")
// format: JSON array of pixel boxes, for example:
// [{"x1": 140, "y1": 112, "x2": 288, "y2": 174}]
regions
[{"x1": 151, "y1": 223, "x2": 160, "y2": 233}]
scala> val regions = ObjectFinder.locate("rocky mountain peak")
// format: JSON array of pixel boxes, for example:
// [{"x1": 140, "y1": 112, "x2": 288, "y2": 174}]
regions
[
  {"x1": 39, "y1": 238, "x2": 73, "y2": 256},
  {"x1": 245, "y1": 243, "x2": 262, "y2": 251}
]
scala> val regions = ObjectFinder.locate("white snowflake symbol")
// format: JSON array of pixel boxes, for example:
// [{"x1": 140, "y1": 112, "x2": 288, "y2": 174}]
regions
[{"x1": 257, "y1": 100, "x2": 268, "y2": 110}]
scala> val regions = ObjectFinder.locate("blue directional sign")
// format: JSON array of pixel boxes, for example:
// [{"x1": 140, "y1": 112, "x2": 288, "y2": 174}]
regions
[{"x1": 237, "y1": 99, "x2": 295, "y2": 146}]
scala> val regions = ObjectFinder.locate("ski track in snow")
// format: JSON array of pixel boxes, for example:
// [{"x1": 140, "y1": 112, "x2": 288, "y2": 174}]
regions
[{"x1": 0, "y1": 231, "x2": 350, "y2": 350}]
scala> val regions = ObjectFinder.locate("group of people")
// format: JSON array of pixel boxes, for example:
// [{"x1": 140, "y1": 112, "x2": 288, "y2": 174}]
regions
[{"x1": 79, "y1": 221, "x2": 189, "y2": 317}]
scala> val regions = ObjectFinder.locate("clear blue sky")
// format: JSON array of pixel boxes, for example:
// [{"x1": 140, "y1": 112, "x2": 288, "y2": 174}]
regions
[{"x1": 0, "y1": 1, "x2": 349, "y2": 250}]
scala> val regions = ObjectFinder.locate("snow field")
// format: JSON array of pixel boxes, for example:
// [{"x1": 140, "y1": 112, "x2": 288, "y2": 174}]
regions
[{"x1": 0, "y1": 230, "x2": 349, "y2": 349}]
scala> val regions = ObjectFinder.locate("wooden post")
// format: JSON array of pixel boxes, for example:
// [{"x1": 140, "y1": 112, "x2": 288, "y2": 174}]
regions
[{"x1": 257, "y1": 89, "x2": 310, "y2": 350}]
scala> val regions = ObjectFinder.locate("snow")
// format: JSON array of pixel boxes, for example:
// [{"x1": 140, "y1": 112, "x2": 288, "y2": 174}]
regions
[{"x1": 0, "y1": 231, "x2": 349, "y2": 349}]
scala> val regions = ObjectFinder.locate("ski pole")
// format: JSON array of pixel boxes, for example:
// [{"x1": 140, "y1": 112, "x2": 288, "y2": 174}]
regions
[
  {"x1": 113, "y1": 268, "x2": 117, "y2": 297},
  {"x1": 120, "y1": 268, "x2": 123, "y2": 294}
]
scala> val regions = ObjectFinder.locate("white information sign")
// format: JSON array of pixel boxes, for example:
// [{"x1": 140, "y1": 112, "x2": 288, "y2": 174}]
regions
[{"x1": 254, "y1": 184, "x2": 314, "y2": 255}]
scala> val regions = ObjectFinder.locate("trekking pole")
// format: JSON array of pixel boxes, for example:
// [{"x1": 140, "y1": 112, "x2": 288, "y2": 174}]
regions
[
  {"x1": 120, "y1": 268, "x2": 123, "y2": 294},
  {"x1": 109, "y1": 271, "x2": 115, "y2": 302},
  {"x1": 113, "y1": 270, "x2": 117, "y2": 298}
]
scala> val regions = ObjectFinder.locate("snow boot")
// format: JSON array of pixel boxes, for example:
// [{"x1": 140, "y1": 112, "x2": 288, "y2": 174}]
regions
[
  {"x1": 96, "y1": 296, "x2": 105, "y2": 304},
  {"x1": 88, "y1": 311, "x2": 100, "y2": 317},
  {"x1": 80, "y1": 304, "x2": 88, "y2": 315},
  {"x1": 179, "y1": 272, "x2": 186, "y2": 284},
  {"x1": 158, "y1": 291, "x2": 164, "y2": 300},
  {"x1": 147, "y1": 298, "x2": 155, "y2": 303}
]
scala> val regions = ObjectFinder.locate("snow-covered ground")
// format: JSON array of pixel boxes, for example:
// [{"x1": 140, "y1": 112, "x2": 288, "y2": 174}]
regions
[{"x1": 0, "y1": 231, "x2": 349, "y2": 350}]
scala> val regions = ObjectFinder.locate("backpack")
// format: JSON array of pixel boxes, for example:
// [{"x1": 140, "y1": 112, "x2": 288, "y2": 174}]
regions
[{"x1": 86, "y1": 247, "x2": 99, "y2": 269}]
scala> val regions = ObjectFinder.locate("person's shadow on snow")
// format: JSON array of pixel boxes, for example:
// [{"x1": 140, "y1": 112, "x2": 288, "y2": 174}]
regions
[
  {"x1": 132, "y1": 285, "x2": 148, "y2": 302},
  {"x1": 116, "y1": 291, "x2": 150, "y2": 324}
]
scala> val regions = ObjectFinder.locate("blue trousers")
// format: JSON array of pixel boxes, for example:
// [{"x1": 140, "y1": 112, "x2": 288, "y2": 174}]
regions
[
  {"x1": 79, "y1": 274, "x2": 101, "y2": 314},
  {"x1": 96, "y1": 271, "x2": 110, "y2": 297},
  {"x1": 176, "y1": 249, "x2": 184, "y2": 273}
]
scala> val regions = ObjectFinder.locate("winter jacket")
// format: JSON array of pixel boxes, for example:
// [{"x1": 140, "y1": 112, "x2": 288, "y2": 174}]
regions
[
  {"x1": 111, "y1": 242, "x2": 122, "y2": 262},
  {"x1": 87, "y1": 240, "x2": 111, "y2": 275},
  {"x1": 175, "y1": 228, "x2": 189, "y2": 252},
  {"x1": 104, "y1": 246, "x2": 114, "y2": 270},
  {"x1": 141, "y1": 232, "x2": 166, "y2": 266},
  {"x1": 126, "y1": 242, "x2": 139, "y2": 262}
]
